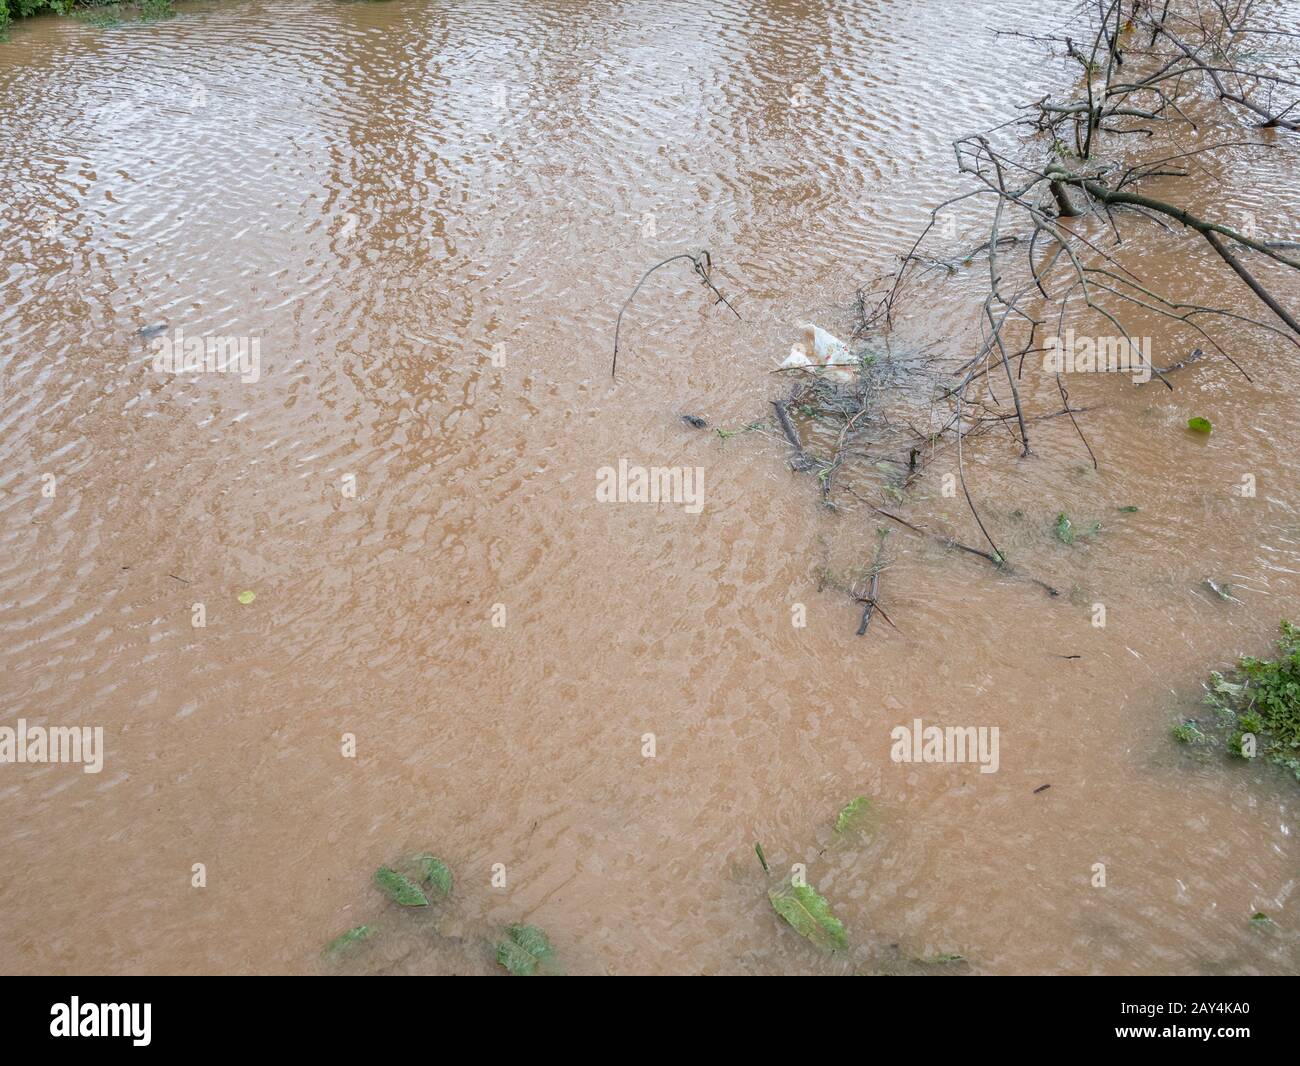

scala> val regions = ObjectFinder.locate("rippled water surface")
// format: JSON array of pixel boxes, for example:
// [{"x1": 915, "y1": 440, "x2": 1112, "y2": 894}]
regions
[{"x1": 1, "y1": 0, "x2": 1298, "y2": 974}]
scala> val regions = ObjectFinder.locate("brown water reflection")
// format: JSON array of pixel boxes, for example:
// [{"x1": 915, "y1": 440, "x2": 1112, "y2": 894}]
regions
[{"x1": 0, "y1": 0, "x2": 1297, "y2": 974}]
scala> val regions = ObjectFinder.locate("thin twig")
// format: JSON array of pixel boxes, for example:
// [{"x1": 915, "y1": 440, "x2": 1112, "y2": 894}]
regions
[{"x1": 611, "y1": 250, "x2": 740, "y2": 377}]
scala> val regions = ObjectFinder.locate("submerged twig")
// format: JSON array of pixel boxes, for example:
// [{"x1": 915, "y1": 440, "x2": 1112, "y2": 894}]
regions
[
  {"x1": 771, "y1": 399, "x2": 822, "y2": 473},
  {"x1": 855, "y1": 527, "x2": 895, "y2": 636},
  {"x1": 611, "y1": 250, "x2": 740, "y2": 378}
]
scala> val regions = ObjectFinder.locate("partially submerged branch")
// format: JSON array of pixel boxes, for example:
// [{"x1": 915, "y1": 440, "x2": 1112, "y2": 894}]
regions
[
  {"x1": 611, "y1": 250, "x2": 740, "y2": 378},
  {"x1": 852, "y1": 0, "x2": 1299, "y2": 568}
]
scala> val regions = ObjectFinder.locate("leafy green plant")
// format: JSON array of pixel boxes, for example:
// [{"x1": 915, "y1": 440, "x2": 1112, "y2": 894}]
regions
[
  {"x1": 834, "y1": 796, "x2": 870, "y2": 833},
  {"x1": 768, "y1": 879, "x2": 847, "y2": 951},
  {"x1": 372, "y1": 851, "x2": 456, "y2": 908},
  {"x1": 78, "y1": 4, "x2": 123, "y2": 26},
  {"x1": 1207, "y1": 670, "x2": 1247, "y2": 703},
  {"x1": 1055, "y1": 512, "x2": 1100, "y2": 545},
  {"x1": 417, "y1": 854, "x2": 452, "y2": 895},
  {"x1": 0, "y1": 0, "x2": 173, "y2": 37},
  {"x1": 1193, "y1": 622, "x2": 1300, "y2": 781},
  {"x1": 754, "y1": 833, "x2": 850, "y2": 952},
  {"x1": 496, "y1": 923, "x2": 553, "y2": 975},
  {"x1": 373, "y1": 865, "x2": 428, "y2": 907},
  {"x1": 1171, "y1": 721, "x2": 1206, "y2": 745},
  {"x1": 322, "y1": 924, "x2": 374, "y2": 957}
]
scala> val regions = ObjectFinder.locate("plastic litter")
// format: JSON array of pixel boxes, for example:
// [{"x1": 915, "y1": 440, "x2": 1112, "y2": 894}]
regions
[{"x1": 779, "y1": 320, "x2": 856, "y2": 383}]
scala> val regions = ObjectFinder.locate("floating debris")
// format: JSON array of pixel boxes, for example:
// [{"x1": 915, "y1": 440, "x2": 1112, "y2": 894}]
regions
[
  {"x1": 834, "y1": 796, "x2": 871, "y2": 833},
  {"x1": 768, "y1": 879, "x2": 847, "y2": 951},
  {"x1": 415, "y1": 854, "x2": 453, "y2": 896},
  {"x1": 496, "y1": 923, "x2": 554, "y2": 975},
  {"x1": 1055, "y1": 513, "x2": 1074, "y2": 545},
  {"x1": 611, "y1": 249, "x2": 739, "y2": 377},
  {"x1": 778, "y1": 321, "x2": 857, "y2": 383},
  {"x1": 1204, "y1": 578, "x2": 1243, "y2": 604},
  {"x1": 322, "y1": 924, "x2": 374, "y2": 957},
  {"x1": 373, "y1": 866, "x2": 428, "y2": 907}
]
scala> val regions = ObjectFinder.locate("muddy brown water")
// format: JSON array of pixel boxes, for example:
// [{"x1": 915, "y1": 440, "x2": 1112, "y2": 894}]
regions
[{"x1": 1, "y1": 0, "x2": 1297, "y2": 975}]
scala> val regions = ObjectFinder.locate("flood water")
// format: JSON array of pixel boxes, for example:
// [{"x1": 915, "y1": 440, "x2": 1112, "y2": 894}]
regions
[{"x1": 1, "y1": 0, "x2": 1297, "y2": 975}]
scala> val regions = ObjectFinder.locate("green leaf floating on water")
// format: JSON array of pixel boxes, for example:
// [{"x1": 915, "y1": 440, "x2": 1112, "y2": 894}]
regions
[
  {"x1": 768, "y1": 880, "x2": 847, "y2": 951},
  {"x1": 237, "y1": 590, "x2": 256, "y2": 605},
  {"x1": 322, "y1": 924, "x2": 374, "y2": 956},
  {"x1": 496, "y1": 923, "x2": 553, "y2": 975},
  {"x1": 754, "y1": 842, "x2": 769, "y2": 874},
  {"x1": 1055, "y1": 512, "x2": 1074, "y2": 545},
  {"x1": 834, "y1": 796, "x2": 870, "y2": 833},
  {"x1": 374, "y1": 865, "x2": 428, "y2": 907},
  {"x1": 417, "y1": 854, "x2": 453, "y2": 895},
  {"x1": 1187, "y1": 416, "x2": 1213, "y2": 434}
]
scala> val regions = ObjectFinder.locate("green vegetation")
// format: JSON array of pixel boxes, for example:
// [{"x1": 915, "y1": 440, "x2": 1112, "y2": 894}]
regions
[
  {"x1": 768, "y1": 879, "x2": 847, "y2": 951},
  {"x1": 322, "y1": 924, "x2": 374, "y2": 958},
  {"x1": 1187, "y1": 416, "x2": 1213, "y2": 434},
  {"x1": 833, "y1": 796, "x2": 870, "y2": 834},
  {"x1": 714, "y1": 420, "x2": 764, "y2": 440},
  {"x1": 1171, "y1": 720, "x2": 1207, "y2": 745},
  {"x1": 754, "y1": 795, "x2": 868, "y2": 953},
  {"x1": 1179, "y1": 621, "x2": 1300, "y2": 781},
  {"x1": 416, "y1": 854, "x2": 452, "y2": 896},
  {"x1": 1055, "y1": 512, "x2": 1100, "y2": 545},
  {"x1": 1, "y1": 0, "x2": 67, "y2": 37},
  {"x1": 1, "y1": 0, "x2": 173, "y2": 39},
  {"x1": 1230, "y1": 623, "x2": 1300, "y2": 774},
  {"x1": 328, "y1": 854, "x2": 559, "y2": 976},
  {"x1": 496, "y1": 924, "x2": 553, "y2": 975},
  {"x1": 78, "y1": 4, "x2": 123, "y2": 26},
  {"x1": 373, "y1": 865, "x2": 428, "y2": 907},
  {"x1": 371, "y1": 852, "x2": 455, "y2": 908}
]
